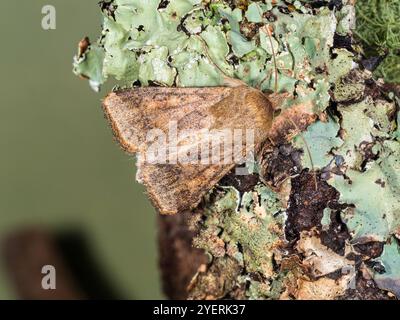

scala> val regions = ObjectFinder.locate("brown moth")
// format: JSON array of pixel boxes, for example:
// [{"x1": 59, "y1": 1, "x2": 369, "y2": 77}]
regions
[{"x1": 103, "y1": 84, "x2": 275, "y2": 215}]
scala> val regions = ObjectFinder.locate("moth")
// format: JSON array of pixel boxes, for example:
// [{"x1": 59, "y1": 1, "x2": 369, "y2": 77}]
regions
[{"x1": 103, "y1": 83, "x2": 276, "y2": 215}]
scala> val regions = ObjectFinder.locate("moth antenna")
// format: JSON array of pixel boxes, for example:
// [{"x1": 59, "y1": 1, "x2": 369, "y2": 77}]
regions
[
  {"x1": 288, "y1": 119, "x2": 318, "y2": 191},
  {"x1": 260, "y1": 25, "x2": 279, "y2": 93},
  {"x1": 197, "y1": 36, "x2": 246, "y2": 87}
]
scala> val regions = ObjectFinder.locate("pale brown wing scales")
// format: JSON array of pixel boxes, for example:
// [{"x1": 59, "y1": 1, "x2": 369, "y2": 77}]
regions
[
  {"x1": 102, "y1": 86, "x2": 274, "y2": 215},
  {"x1": 136, "y1": 161, "x2": 235, "y2": 215},
  {"x1": 103, "y1": 87, "x2": 233, "y2": 153}
]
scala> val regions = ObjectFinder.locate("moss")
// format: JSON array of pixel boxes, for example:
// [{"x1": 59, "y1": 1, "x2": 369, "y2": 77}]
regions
[{"x1": 355, "y1": 0, "x2": 400, "y2": 83}]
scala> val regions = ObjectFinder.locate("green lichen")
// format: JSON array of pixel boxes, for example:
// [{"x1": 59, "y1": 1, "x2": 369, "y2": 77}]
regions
[
  {"x1": 329, "y1": 140, "x2": 400, "y2": 242},
  {"x1": 333, "y1": 81, "x2": 365, "y2": 103},
  {"x1": 246, "y1": 280, "x2": 272, "y2": 300},
  {"x1": 73, "y1": 44, "x2": 105, "y2": 92},
  {"x1": 331, "y1": 95, "x2": 397, "y2": 169},
  {"x1": 367, "y1": 100, "x2": 397, "y2": 137},
  {"x1": 294, "y1": 117, "x2": 342, "y2": 169},
  {"x1": 335, "y1": 4, "x2": 355, "y2": 36},
  {"x1": 321, "y1": 208, "x2": 332, "y2": 231},
  {"x1": 73, "y1": 0, "x2": 355, "y2": 115},
  {"x1": 139, "y1": 46, "x2": 177, "y2": 86},
  {"x1": 195, "y1": 184, "x2": 284, "y2": 279},
  {"x1": 324, "y1": 70, "x2": 400, "y2": 249},
  {"x1": 334, "y1": 100, "x2": 375, "y2": 169},
  {"x1": 373, "y1": 238, "x2": 400, "y2": 297},
  {"x1": 245, "y1": 2, "x2": 263, "y2": 23}
]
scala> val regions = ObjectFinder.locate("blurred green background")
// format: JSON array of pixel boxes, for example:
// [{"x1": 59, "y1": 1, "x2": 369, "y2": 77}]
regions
[{"x1": 0, "y1": 0, "x2": 162, "y2": 299}]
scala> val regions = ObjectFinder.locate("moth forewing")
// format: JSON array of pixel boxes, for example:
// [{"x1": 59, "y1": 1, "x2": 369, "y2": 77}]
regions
[
  {"x1": 102, "y1": 86, "x2": 274, "y2": 215},
  {"x1": 102, "y1": 91, "x2": 142, "y2": 153}
]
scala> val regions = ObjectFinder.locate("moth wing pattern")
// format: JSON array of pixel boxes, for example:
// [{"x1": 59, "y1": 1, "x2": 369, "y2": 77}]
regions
[
  {"x1": 103, "y1": 86, "x2": 274, "y2": 215},
  {"x1": 102, "y1": 87, "x2": 234, "y2": 153},
  {"x1": 136, "y1": 161, "x2": 235, "y2": 215}
]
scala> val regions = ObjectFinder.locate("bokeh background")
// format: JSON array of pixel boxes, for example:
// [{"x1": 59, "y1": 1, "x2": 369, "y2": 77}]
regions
[{"x1": 0, "y1": 0, "x2": 162, "y2": 299}]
